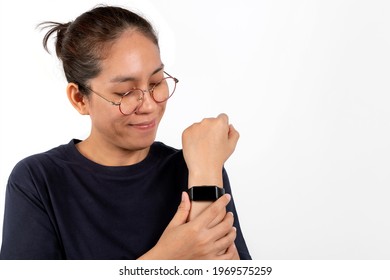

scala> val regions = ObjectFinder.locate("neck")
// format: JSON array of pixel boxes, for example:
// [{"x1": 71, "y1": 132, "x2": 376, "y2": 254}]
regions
[{"x1": 76, "y1": 136, "x2": 150, "y2": 167}]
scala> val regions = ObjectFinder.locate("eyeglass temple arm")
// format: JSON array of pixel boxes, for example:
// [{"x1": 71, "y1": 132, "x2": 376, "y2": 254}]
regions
[
  {"x1": 86, "y1": 86, "x2": 121, "y2": 106},
  {"x1": 164, "y1": 71, "x2": 179, "y2": 83}
]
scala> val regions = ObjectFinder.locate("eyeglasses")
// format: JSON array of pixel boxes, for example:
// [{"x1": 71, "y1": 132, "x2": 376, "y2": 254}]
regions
[{"x1": 85, "y1": 71, "x2": 178, "y2": 115}]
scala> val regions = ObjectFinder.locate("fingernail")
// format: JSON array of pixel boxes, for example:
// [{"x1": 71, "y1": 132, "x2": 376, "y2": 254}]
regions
[
  {"x1": 181, "y1": 191, "x2": 186, "y2": 202},
  {"x1": 225, "y1": 193, "x2": 231, "y2": 202}
]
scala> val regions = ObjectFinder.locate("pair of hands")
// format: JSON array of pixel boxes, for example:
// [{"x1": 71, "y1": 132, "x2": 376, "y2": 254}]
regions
[{"x1": 139, "y1": 114, "x2": 240, "y2": 259}]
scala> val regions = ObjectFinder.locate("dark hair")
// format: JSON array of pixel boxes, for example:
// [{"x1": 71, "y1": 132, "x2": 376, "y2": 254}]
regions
[{"x1": 39, "y1": 5, "x2": 158, "y2": 94}]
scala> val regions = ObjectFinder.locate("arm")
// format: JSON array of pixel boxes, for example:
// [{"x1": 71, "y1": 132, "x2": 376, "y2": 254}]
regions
[
  {"x1": 139, "y1": 114, "x2": 240, "y2": 260},
  {"x1": 183, "y1": 114, "x2": 240, "y2": 259},
  {"x1": 138, "y1": 191, "x2": 235, "y2": 260},
  {"x1": 0, "y1": 162, "x2": 63, "y2": 259}
]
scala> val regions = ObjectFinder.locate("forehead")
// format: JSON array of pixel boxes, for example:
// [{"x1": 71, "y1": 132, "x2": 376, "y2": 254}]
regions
[{"x1": 99, "y1": 30, "x2": 161, "y2": 78}]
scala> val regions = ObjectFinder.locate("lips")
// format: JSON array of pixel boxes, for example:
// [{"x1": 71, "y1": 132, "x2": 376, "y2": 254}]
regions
[{"x1": 128, "y1": 119, "x2": 156, "y2": 129}]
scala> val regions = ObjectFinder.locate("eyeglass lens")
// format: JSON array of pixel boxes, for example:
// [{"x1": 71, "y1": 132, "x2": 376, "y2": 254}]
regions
[{"x1": 119, "y1": 77, "x2": 177, "y2": 115}]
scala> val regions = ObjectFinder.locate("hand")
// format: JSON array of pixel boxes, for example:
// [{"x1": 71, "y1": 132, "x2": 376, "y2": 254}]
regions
[
  {"x1": 139, "y1": 192, "x2": 237, "y2": 260},
  {"x1": 182, "y1": 114, "x2": 240, "y2": 186}
]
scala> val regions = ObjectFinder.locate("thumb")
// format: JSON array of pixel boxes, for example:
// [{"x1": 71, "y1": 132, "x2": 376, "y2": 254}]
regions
[{"x1": 167, "y1": 192, "x2": 191, "y2": 228}]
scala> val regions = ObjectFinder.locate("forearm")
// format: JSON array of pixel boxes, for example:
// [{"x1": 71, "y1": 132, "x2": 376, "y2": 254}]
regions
[
  {"x1": 181, "y1": 114, "x2": 241, "y2": 259},
  {"x1": 187, "y1": 169, "x2": 223, "y2": 221},
  {"x1": 187, "y1": 169, "x2": 240, "y2": 260}
]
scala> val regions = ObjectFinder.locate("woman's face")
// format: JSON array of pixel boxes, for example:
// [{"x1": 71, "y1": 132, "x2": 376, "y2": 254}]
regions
[{"x1": 85, "y1": 30, "x2": 166, "y2": 151}]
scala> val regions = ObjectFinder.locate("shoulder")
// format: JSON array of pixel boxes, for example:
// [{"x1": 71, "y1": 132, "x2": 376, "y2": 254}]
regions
[
  {"x1": 151, "y1": 141, "x2": 180, "y2": 156},
  {"x1": 9, "y1": 140, "x2": 76, "y2": 185},
  {"x1": 150, "y1": 141, "x2": 185, "y2": 164},
  {"x1": 148, "y1": 141, "x2": 188, "y2": 182}
]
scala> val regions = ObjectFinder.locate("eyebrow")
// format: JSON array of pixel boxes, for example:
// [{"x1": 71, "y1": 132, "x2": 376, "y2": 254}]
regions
[{"x1": 109, "y1": 64, "x2": 165, "y2": 83}]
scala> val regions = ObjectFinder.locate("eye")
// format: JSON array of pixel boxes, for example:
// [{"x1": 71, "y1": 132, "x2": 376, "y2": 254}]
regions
[
  {"x1": 113, "y1": 92, "x2": 128, "y2": 97},
  {"x1": 149, "y1": 81, "x2": 161, "y2": 90},
  {"x1": 114, "y1": 88, "x2": 136, "y2": 96}
]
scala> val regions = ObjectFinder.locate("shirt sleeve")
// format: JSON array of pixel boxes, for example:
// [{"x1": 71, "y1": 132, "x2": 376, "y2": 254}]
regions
[
  {"x1": 223, "y1": 168, "x2": 252, "y2": 260},
  {"x1": 0, "y1": 160, "x2": 63, "y2": 259}
]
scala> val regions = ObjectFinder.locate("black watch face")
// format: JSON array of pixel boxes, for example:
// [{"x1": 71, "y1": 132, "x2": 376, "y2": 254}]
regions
[{"x1": 189, "y1": 186, "x2": 225, "y2": 201}]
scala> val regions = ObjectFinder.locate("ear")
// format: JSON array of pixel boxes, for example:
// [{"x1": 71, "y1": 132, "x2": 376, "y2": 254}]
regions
[{"x1": 67, "y1": 82, "x2": 90, "y2": 115}]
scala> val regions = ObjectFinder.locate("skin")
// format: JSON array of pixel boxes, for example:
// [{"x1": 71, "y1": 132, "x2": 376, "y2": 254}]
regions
[
  {"x1": 182, "y1": 114, "x2": 240, "y2": 259},
  {"x1": 67, "y1": 28, "x2": 240, "y2": 259},
  {"x1": 68, "y1": 30, "x2": 166, "y2": 166}
]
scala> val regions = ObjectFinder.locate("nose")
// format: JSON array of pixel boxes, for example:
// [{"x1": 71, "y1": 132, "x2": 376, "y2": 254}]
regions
[{"x1": 134, "y1": 89, "x2": 157, "y2": 114}]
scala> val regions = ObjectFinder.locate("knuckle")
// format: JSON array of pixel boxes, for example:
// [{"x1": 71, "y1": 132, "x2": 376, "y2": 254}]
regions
[
  {"x1": 225, "y1": 250, "x2": 235, "y2": 260},
  {"x1": 222, "y1": 220, "x2": 233, "y2": 233},
  {"x1": 191, "y1": 224, "x2": 202, "y2": 235},
  {"x1": 226, "y1": 212, "x2": 234, "y2": 226},
  {"x1": 230, "y1": 228, "x2": 237, "y2": 240},
  {"x1": 216, "y1": 116, "x2": 227, "y2": 126},
  {"x1": 218, "y1": 236, "x2": 234, "y2": 252},
  {"x1": 182, "y1": 128, "x2": 190, "y2": 138},
  {"x1": 186, "y1": 224, "x2": 200, "y2": 238},
  {"x1": 201, "y1": 117, "x2": 212, "y2": 124},
  {"x1": 218, "y1": 113, "x2": 228, "y2": 120}
]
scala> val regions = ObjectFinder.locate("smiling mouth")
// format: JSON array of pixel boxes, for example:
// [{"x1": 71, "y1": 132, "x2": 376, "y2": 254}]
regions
[{"x1": 129, "y1": 120, "x2": 156, "y2": 130}]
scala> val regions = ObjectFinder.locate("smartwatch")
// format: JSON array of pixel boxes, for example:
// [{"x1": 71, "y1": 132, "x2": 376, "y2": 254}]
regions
[{"x1": 187, "y1": 186, "x2": 225, "y2": 201}]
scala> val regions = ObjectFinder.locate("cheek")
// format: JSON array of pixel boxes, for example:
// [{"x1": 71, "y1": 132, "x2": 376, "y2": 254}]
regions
[
  {"x1": 88, "y1": 100, "x2": 121, "y2": 126},
  {"x1": 158, "y1": 103, "x2": 167, "y2": 120}
]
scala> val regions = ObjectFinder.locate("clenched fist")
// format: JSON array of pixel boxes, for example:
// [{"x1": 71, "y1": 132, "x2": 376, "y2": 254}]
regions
[{"x1": 182, "y1": 114, "x2": 239, "y2": 187}]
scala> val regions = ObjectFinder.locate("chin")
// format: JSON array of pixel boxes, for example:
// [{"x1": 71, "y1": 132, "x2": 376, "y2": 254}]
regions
[{"x1": 122, "y1": 134, "x2": 157, "y2": 151}]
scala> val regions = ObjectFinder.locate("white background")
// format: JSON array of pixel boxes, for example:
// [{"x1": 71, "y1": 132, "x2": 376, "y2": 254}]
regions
[{"x1": 1, "y1": 0, "x2": 390, "y2": 259}]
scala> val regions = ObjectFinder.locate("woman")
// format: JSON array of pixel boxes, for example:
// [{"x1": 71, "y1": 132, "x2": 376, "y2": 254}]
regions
[{"x1": 0, "y1": 5, "x2": 251, "y2": 260}]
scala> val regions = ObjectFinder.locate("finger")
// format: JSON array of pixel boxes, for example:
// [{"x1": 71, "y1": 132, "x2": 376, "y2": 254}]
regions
[
  {"x1": 216, "y1": 241, "x2": 237, "y2": 258},
  {"x1": 217, "y1": 113, "x2": 229, "y2": 124},
  {"x1": 217, "y1": 114, "x2": 230, "y2": 134},
  {"x1": 225, "y1": 242, "x2": 239, "y2": 260},
  {"x1": 228, "y1": 124, "x2": 240, "y2": 149},
  {"x1": 210, "y1": 211, "x2": 235, "y2": 241},
  {"x1": 228, "y1": 124, "x2": 239, "y2": 140},
  {"x1": 207, "y1": 205, "x2": 227, "y2": 228},
  {"x1": 194, "y1": 194, "x2": 231, "y2": 228},
  {"x1": 166, "y1": 192, "x2": 191, "y2": 228},
  {"x1": 214, "y1": 226, "x2": 237, "y2": 254}
]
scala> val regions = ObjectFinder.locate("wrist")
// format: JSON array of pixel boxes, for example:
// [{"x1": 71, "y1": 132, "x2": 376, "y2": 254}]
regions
[
  {"x1": 188, "y1": 170, "x2": 223, "y2": 188},
  {"x1": 138, "y1": 245, "x2": 170, "y2": 260},
  {"x1": 187, "y1": 186, "x2": 225, "y2": 201}
]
